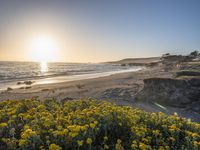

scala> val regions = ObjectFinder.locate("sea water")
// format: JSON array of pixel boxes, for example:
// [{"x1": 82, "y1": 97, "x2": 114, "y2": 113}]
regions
[{"x1": 0, "y1": 61, "x2": 143, "y2": 90}]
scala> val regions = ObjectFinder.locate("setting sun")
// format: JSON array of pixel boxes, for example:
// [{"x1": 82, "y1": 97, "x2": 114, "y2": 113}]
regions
[{"x1": 28, "y1": 36, "x2": 59, "y2": 62}]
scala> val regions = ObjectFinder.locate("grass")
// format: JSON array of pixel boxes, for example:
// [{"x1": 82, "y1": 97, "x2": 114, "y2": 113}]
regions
[
  {"x1": 176, "y1": 70, "x2": 200, "y2": 77},
  {"x1": 0, "y1": 99, "x2": 200, "y2": 149}
]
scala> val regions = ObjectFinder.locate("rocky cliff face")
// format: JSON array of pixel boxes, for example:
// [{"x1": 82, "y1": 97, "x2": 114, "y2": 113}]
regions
[{"x1": 136, "y1": 78, "x2": 200, "y2": 112}]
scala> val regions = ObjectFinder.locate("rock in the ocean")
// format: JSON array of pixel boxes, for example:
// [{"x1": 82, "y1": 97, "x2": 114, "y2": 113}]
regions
[
  {"x1": 7, "y1": 87, "x2": 13, "y2": 91},
  {"x1": 17, "y1": 81, "x2": 22, "y2": 85},
  {"x1": 24, "y1": 81, "x2": 34, "y2": 85}
]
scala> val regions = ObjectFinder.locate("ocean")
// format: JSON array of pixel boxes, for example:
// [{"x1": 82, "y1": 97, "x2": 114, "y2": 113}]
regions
[{"x1": 0, "y1": 61, "x2": 143, "y2": 90}]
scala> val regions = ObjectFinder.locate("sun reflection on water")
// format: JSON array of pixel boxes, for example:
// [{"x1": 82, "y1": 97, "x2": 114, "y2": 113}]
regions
[{"x1": 40, "y1": 61, "x2": 48, "y2": 72}]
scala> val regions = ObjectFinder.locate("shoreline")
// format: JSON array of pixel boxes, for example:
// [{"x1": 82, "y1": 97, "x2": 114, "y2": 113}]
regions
[
  {"x1": 0, "y1": 66, "x2": 143, "y2": 91},
  {"x1": 0, "y1": 66, "x2": 158, "y2": 99}
]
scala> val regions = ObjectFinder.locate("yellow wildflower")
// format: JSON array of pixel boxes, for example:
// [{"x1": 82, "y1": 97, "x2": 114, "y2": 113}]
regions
[
  {"x1": 152, "y1": 130, "x2": 160, "y2": 136},
  {"x1": 77, "y1": 140, "x2": 83, "y2": 146},
  {"x1": 86, "y1": 138, "x2": 92, "y2": 144},
  {"x1": 104, "y1": 144, "x2": 109, "y2": 149},
  {"x1": 139, "y1": 142, "x2": 147, "y2": 149},
  {"x1": 173, "y1": 112, "x2": 178, "y2": 116},
  {"x1": 104, "y1": 136, "x2": 108, "y2": 141},
  {"x1": 115, "y1": 139, "x2": 124, "y2": 150},
  {"x1": 94, "y1": 121, "x2": 98, "y2": 125},
  {"x1": 49, "y1": 144, "x2": 62, "y2": 150},
  {"x1": 169, "y1": 137, "x2": 175, "y2": 142},
  {"x1": 117, "y1": 139, "x2": 122, "y2": 144},
  {"x1": 21, "y1": 129, "x2": 37, "y2": 139},
  {"x1": 131, "y1": 143, "x2": 137, "y2": 149},
  {"x1": 62, "y1": 129, "x2": 68, "y2": 135},
  {"x1": 0, "y1": 123, "x2": 8, "y2": 128},
  {"x1": 40, "y1": 146, "x2": 45, "y2": 150},
  {"x1": 18, "y1": 139, "x2": 27, "y2": 147},
  {"x1": 169, "y1": 124, "x2": 177, "y2": 130},
  {"x1": 90, "y1": 123, "x2": 96, "y2": 128},
  {"x1": 193, "y1": 141, "x2": 200, "y2": 148},
  {"x1": 191, "y1": 133, "x2": 199, "y2": 138},
  {"x1": 165, "y1": 146, "x2": 170, "y2": 150},
  {"x1": 159, "y1": 146, "x2": 165, "y2": 150},
  {"x1": 69, "y1": 132, "x2": 78, "y2": 138}
]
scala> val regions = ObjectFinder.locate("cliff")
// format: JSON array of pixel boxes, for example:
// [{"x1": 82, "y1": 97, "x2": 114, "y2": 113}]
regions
[{"x1": 136, "y1": 78, "x2": 200, "y2": 113}]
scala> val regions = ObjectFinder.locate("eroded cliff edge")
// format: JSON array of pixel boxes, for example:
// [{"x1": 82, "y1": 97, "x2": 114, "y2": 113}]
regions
[{"x1": 136, "y1": 78, "x2": 200, "y2": 113}]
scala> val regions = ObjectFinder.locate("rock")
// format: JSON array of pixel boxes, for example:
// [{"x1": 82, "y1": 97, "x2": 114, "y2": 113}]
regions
[
  {"x1": 62, "y1": 97, "x2": 73, "y2": 101},
  {"x1": 41, "y1": 89, "x2": 50, "y2": 91},
  {"x1": 60, "y1": 97, "x2": 74, "y2": 104},
  {"x1": 17, "y1": 81, "x2": 22, "y2": 85},
  {"x1": 25, "y1": 86, "x2": 32, "y2": 89},
  {"x1": 24, "y1": 81, "x2": 34, "y2": 85},
  {"x1": 136, "y1": 78, "x2": 200, "y2": 112},
  {"x1": 190, "y1": 102, "x2": 200, "y2": 112},
  {"x1": 7, "y1": 87, "x2": 13, "y2": 91},
  {"x1": 101, "y1": 87, "x2": 137, "y2": 101},
  {"x1": 76, "y1": 84, "x2": 84, "y2": 89}
]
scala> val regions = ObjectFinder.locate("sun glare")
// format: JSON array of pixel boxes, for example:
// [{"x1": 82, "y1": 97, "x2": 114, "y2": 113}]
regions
[
  {"x1": 40, "y1": 61, "x2": 48, "y2": 72},
  {"x1": 29, "y1": 36, "x2": 59, "y2": 63}
]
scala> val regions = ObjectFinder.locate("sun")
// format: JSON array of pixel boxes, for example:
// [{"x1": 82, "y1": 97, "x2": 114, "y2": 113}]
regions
[{"x1": 28, "y1": 36, "x2": 59, "y2": 63}]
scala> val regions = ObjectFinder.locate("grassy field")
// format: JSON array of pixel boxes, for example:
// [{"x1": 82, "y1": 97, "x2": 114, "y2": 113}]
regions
[{"x1": 0, "y1": 99, "x2": 200, "y2": 150}]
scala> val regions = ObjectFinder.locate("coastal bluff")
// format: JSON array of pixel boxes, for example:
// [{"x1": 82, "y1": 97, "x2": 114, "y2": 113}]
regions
[{"x1": 136, "y1": 78, "x2": 200, "y2": 113}]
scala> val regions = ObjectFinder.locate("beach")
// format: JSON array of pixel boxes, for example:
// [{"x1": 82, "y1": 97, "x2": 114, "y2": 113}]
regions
[
  {"x1": 0, "y1": 62, "x2": 166, "y2": 102},
  {"x1": 0, "y1": 65, "x2": 166, "y2": 103},
  {"x1": 0, "y1": 66, "x2": 148, "y2": 101}
]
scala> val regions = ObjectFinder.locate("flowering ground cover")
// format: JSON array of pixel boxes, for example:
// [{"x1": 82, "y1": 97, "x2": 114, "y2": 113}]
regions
[{"x1": 0, "y1": 99, "x2": 200, "y2": 150}]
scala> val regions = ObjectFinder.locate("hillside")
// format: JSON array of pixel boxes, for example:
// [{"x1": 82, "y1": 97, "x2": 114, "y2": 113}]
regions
[{"x1": 108, "y1": 57, "x2": 161, "y2": 66}]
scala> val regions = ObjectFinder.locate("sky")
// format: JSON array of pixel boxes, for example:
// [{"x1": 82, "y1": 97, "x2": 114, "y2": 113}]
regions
[{"x1": 0, "y1": 0, "x2": 199, "y2": 62}]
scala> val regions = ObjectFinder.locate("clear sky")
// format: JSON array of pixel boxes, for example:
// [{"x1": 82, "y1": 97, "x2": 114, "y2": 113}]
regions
[{"x1": 0, "y1": 0, "x2": 199, "y2": 62}]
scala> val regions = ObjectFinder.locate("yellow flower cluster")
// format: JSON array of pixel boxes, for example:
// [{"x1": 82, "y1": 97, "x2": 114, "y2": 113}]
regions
[
  {"x1": 49, "y1": 143, "x2": 62, "y2": 150},
  {"x1": 0, "y1": 99, "x2": 200, "y2": 149}
]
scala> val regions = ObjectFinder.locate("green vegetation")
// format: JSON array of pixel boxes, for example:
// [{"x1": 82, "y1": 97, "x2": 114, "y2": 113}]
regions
[
  {"x1": 0, "y1": 99, "x2": 200, "y2": 150},
  {"x1": 190, "y1": 51, "x2": 200, "y2": 57},
  {"x1": 176, "y1": 70, "x2": 200, "y2": 77}
]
